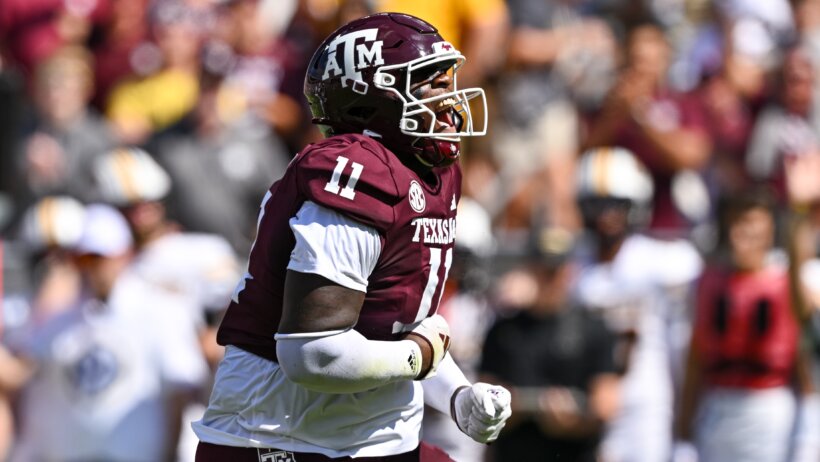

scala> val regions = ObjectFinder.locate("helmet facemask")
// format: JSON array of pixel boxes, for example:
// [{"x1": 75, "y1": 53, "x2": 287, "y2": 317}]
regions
[{"x1": 373, "y1": 47, "x2": 487, "y2": 167}]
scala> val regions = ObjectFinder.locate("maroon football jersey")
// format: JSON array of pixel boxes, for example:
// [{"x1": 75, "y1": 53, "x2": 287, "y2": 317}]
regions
[{"x1": 217, "y1": 133, "x2": 461, "y2": 361}]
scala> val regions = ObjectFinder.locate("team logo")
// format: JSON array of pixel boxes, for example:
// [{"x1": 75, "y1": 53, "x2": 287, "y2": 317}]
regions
[
  {"x1": 432, "y1": 41, "x2": 456, "y2": 54},
  {"x1": 259, "y1": 450, "x2": 297, "y2": 462},
  {"x1": 323, "y1": 28, "x2": 384, "y2": 92},
  {"x1": 68, "y1": 345, "x2": 119, "y2": 396},
  {"x1": 409, "y1": 181, "x2": 426, "y2": 213}
]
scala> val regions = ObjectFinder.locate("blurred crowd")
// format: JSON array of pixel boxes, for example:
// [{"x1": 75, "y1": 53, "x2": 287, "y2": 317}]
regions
[{"x1": 5, "y1": 0, "x2": 820, "y2": 461}]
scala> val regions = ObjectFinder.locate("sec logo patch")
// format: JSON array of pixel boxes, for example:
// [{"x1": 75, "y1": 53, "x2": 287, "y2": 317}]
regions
[{"x1": 409, "y1": 181, "x2": 426, "y2": 213}]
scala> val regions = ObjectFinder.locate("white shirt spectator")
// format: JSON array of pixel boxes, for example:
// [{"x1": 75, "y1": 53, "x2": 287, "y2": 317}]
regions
[{"x1": 11, "y1": 270, "x2": 208, "y2": 462}]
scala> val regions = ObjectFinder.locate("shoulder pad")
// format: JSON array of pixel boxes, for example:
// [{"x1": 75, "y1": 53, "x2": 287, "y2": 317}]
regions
[{"x1": 295, "y1": 134, "x2": 400, "y2": 232}]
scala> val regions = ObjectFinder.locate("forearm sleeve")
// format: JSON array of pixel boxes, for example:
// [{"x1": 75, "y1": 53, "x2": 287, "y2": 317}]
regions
[
  {"x1": 275, "y1": 329, "x2": 422, "y2": 393},
  {"x1": 421, "y1": 353, "x2": 471, "y2": 415}
]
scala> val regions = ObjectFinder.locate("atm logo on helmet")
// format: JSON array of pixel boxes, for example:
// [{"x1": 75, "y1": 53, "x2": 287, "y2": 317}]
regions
[{"x1": 322, "y1": 28, "x2": 385, "y2": 87}]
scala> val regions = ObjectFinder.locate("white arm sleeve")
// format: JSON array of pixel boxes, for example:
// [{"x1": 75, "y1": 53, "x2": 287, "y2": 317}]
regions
[
  {"x1": 421, "y1": 353, "x2": 471, "y2": 415},
  {"x1": 288, "y1": 201, "x2": 381, "y2": 292},
  {"x1": 275, "y1": 329, "x2": 422, "y2": 393}
]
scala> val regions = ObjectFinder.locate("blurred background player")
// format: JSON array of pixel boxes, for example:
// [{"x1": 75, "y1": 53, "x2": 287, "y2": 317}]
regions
[
  {"x1": 571, "y1": 147, "x2": 703, "y2": 462},
  {"x1": 480, "y1": 228, "x2": 621, "y2": 462},
  {"x1": 193, "y1": 13, "x2": 511, "y2": 461}
]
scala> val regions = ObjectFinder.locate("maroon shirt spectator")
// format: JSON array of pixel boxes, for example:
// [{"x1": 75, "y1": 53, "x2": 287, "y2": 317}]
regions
[
  {"x1": 0, "y1": 0, "x2": 108, "y2": 78},
  {"x1": 585, "y1": 24, "x2": 712, "y2": 234},
  {"x1": 88, "y1": 0, "x2": 149, "y2": 108},
  {"x1": 687, "y1": 20, "x2": 770, "y2": 201}
]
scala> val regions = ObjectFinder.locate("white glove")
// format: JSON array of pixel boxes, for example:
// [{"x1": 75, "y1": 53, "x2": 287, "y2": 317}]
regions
[
  {"x1": 451, "y1": 382, "x2": 512, "y2": 443},
  {"x1": 404, "y1": 314, "x2": 451, "y2": 379}
]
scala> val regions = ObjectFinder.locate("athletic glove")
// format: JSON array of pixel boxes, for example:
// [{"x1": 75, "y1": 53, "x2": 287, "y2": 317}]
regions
[
  {"x1": 404, "y1": 314, "x2": 451, "y2": 379},
  {"x1": 451, "y1": 382, "x2": 512, "y2": 443}
]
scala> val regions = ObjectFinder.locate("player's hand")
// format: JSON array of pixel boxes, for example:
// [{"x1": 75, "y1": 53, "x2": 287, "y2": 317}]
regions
[
  {"x1": 403, "y1": 314, "x2": 451, "y2": 379},
  {"x1": 451, "y1": 382, "x2": 512, "y2": 443}
]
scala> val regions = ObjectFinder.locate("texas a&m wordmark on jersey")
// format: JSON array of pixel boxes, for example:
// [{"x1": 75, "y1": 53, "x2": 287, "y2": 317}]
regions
[{"x1": 217, "y1": 133, "x2": 461, "y2": 360}]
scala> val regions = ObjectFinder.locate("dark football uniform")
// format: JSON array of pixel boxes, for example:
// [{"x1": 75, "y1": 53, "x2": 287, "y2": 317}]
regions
[
  {"x1": 193, "y1": 133, "x2": 461, "y2": 457},
  {"x1": 219, "y1": 132, "x2": 460, "y2": 356},
  {"x1": 194, "y1": 11, "x2": 511, "y2": 460}
]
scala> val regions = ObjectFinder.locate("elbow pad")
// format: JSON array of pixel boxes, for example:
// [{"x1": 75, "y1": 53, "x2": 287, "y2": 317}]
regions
[{"x1": 275, "y1": 328, "x2": 422, "y2": 393}]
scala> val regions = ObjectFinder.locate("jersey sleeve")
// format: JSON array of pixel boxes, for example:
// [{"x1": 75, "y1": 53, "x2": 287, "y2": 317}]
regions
[
  {"x1": 288, "y1": 201, "x2": 382, "y2": 292},
  {"x1": 294, "y1": 136, "x2": 400, "y2": 233}
]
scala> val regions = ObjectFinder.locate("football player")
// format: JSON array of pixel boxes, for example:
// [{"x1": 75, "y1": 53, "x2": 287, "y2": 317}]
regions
[
  {"x1": 192, "y1": 13, "x2": 511, "y2": 462},
  {"x1": 572, "y1": 147, "x2": 703, "y2": 462}
]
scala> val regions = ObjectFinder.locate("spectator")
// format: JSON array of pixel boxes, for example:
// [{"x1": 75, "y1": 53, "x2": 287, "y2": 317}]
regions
[
  {"x1": 105, "y1": 0, "x2": 208, "y2": 145},
  {"x1": 8, "y1": 204, "x2": 208, "y2": 462},
  {"x1": 690, "y1": 19, "x2": 768, "y2": 203},
  {"x1": 676, "y1": 188, "x2": 815, "y2": 462},
  {"x1": 148, "y1": 71, "x2": 290, "y2": 256},
  {"x1": 480, "y1": 228, "x2": 621, "y2": 462},
  {"x1": 372, "y1": 0, "x2": 508, "y2": 89},
  {"x1": 746, "y1": 46, "x2": 820, "y2": 204},
  {"x1": 210, "y1": 0, "x2": 306, "y2": 147},
  {"x1": 10, "y1": 45, "x2": 114, "y2": 209},
  {"x1": 0, "y1": 0, "x2": 108, "y2": 78},
  {"x1": 572, "y1": 147, "x2": 703, "y2": 462},
  {"x1": 585, "y1": 23, "x2": 713, "y2": 235},
  {"x1": 492, "y1": 0, "x2": 617, "y2": 233},
  {"x1": 89, "y1": 0, "x2": 151, "y2": 108}
]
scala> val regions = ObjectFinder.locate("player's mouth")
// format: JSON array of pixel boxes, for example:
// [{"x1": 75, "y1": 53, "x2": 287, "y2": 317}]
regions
[{"x1": 433, "y1": 98, "x2": 458, "y2": 134}]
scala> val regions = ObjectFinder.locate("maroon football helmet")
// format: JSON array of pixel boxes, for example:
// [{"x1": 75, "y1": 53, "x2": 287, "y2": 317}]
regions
[{"x1": 304, "y1": 13, "x2": 487, "y2": 167}]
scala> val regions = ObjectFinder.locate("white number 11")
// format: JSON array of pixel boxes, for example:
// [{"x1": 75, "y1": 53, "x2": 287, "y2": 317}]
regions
[
  {"x1": 393, "y1": 247, "x2": 453, "y2": 333},
  {"x1": 324, "y1": 155, "x2": 364, "y2": 200}
]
